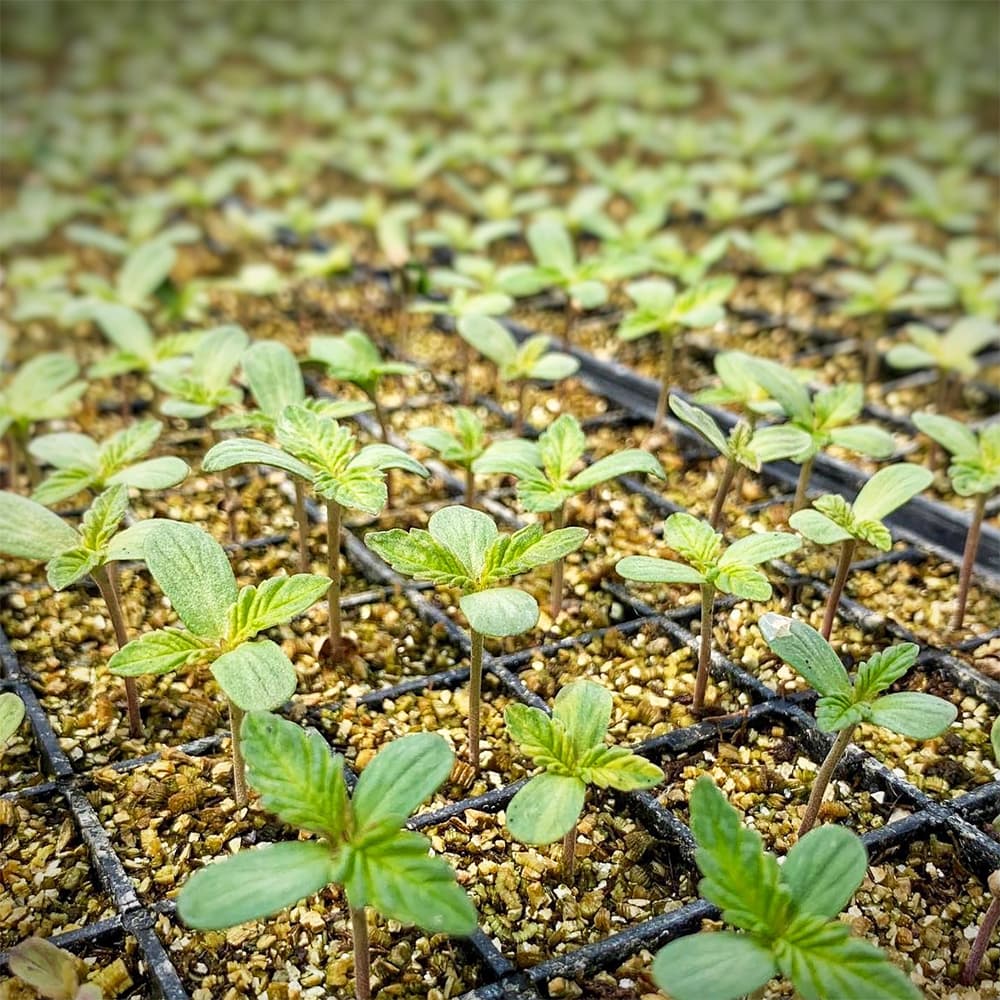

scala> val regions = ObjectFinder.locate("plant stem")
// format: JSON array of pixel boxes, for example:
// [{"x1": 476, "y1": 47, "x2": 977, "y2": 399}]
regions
[
  {"x1": 293, "y1": 479, "x2": 310, "y2": 573},
  {"x1": 514, "y1": 379, "x2": 528, "y2": 435},
  {"x1": 468, "y1": 628, "x2": 484, "y2": 771},
  {"x1": 961, "y1": 875, "x2": 1000, "y2": 985},
  {"x1": 798, "y1": 724, "x2": 855, "y2": 837},
  {"x1": 549, "y1": 504, "x2": 566, "y2": 621},
  {"x1": 464, "y1": 464, "x2": 475, "y2": 507},
  {"x1": 953, "y1": 492, "x2": 987, "y2": 630},
  {"x1": 228, "y1": 699, "x2": 247, "y2": 808},
  {"x1": 863, "y1": 314, "x2": 884, "y2": 386},
  {"x1": 821, "y1": 538, "x2": 856, "y2": 640},
  {"x1": 210, "y1": 427, "x2": 239, "y2": 544},
  {"x1": 118, "y1": 373, "x2": 132, "y2": 420},
  {"x1": 351, "y1": 907, "x2": 372, "y2": 1000},
  {"x1": 6, "y1": 430, "x2": 18, "y2": 492},
  {"x1": 326, "y1": 500, "x2": 343, "y2": 656},
  {"x1": 792, "y1": 454, "x2": 815, "y2": 512},
  {"x1": 709, "y1": 455, "x2": 738, "y2": 530},
  {"x1": 564, "y1": 302, "x2": 577, "y2": 345},
  {"x1": 653, "y1": 328, "x2": 675, "y2": 433},
  {"x1": 562, "y1": 822, "x2": 578, "y2": 881},
  {"x1": 371, "y1": 390, "x2": 395, "y2": 509},
  {"x1": 693, "y1": 583, "x2": 715, "y2": 714},
  {"x1": 93, "y1": 563, "x2": 143, "y2": 739},
  {"x1": 460, "y1": 339, "x2": 473, "y2": 405}
]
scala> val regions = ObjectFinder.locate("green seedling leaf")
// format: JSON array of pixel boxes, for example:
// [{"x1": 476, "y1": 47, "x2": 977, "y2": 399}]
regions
[
  {"x1": 109, "y1": 627, "x2": 212, "y2": 677},
  {"x1": 0, "y1": 352, "x2": 85, "y2": 436},
  {"x1": 781, "y1": 825, "x2": 868, "y2": 918},
  {"x1": 616, "y1": 555, "x2": 706, "y2": 584},
  {"x1": 457, "y1": 316, "x2": 579, "y2": 384},
  {"x1": 203, "y1": 438, "x2": 314, "y2": 480},
  {"x1": 505, "y1": 771, "x2": 586, "y2": 844},
  {"x1": 228, "y1": 574, "x2": 331, "y2": 643},
  {"x1": 758, "y1": 614, "x2": 851, "y2": 698},
  {"x1": 0, "y1": 491, "x2": 79, "y2": 560},
  {"x1": 0, "y1": 691, "x2": 26, "y2": 745},
  {"x1": 460, "y1": 586, "x2": 539, "y2": 636},
  {"x1": 852, "y1": 464, "x2": 933, "y2": 522},
  {"x1": 552, "y1": 680, "x2": 612, "y2": 755},
  {"x1": 853, "y1": 644, "x2": 920, "y2": 701},
  {"x1": 653, "y1": 932, "x2": 778, "y2": 1000},
  {"x1": 7, "y1": 936, "x2": 87, "y2": 1000},
  {"x1": 992, "y1": 717, "x2": 1000, "y2": 763},
  {"x1": 913, "y1": 413, "x2": 1000, "y2": 498},
  {"x1": 210, "y1": 638, "x2": 298, "y2": 712},
  {"x1": 867, "y1": 692, "x2": 958, "y2": 739},
  {"x1": 308, "y1": 329, "x2": 414, "y2": 398}
]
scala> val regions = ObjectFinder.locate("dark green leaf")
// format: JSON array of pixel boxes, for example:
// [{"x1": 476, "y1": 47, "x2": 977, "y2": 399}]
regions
[
  {"x1": 781, "y1": 825, "x2": 867, "y2": 918},
  {"x1": 109, "y1": 627, "x2": 212, "y2": 677},
  {"x1": 758, "y1": 614, "x2": 851, "y2": 698},
  {"x1": 505, "y1": 772, "x2": 586, "y2": 844},
  {"x1": 652, "y1": 932, "x2": 777, "y2": 1000}
]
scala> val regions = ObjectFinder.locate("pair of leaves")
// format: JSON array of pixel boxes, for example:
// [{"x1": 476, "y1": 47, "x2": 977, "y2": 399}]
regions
[
  {"x1": 617, "y1": 275, "x2": 735, "y2": 342},
  {"x1": 0, "y1": 352, "x2": 86, "y2": 436},
  {"x1": 29, "y1": 419, "x2": 189, "y2": 506},
  {"x1": 669, "y1": 395, "x2": 811, "y2": 471},
  {"x1": 307, "y1": 329, "x2": 414, "y2": 398},
  {"x1": 177, "y1": 713, "x2": 476, "y2": 937},
  {"x1": 472, "y1": 414, "x2": 664, "y2": 513},
  {"x1": 457, "y1": 315, "x2": 580, "y2": 384},
  {"x1": 409, "y1": 407, "x2": 488, "y2": 469},
  {"x1": 505, "y1": 681, "x2": 663, "y2": 844},
  {"x1": 653, "y1": 777, "x2": 919, "y2": 1000},
  {"x1": 366, "y1": 505, "x2": 587, "y2": 636},
  {"x1": 759, "y1": 614, "x2": 957, "y2": 737},
  {"x1": 693, "y1": 350, "x2": 790, "y2": 418},
  {"x1": 88, "y1": 303, "x2": 203, "y2": 379},
  {"x1": 913, "y1": 413, "x2": 1000, "y2": 498},
  {"x1": 153, "y1": 325, "x2": 249, "y2": 419},
  {"x1": 617, "y1": 512, "x2": 801, "y2": 601},
  {"x1": 108, "y1": 520, "x2": 328, "y2": 711},
  {"x1": 790, "y1": 463, "x2": 933, "y2": 552},
  {"x1": 886, "y1": 317, "x2": 998, "y2": 377}
]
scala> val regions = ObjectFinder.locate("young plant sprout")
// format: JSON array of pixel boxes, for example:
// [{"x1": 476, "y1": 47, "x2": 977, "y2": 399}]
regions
[
  {"x1": 790, "y1": 463, "x2": 933, "y2": 638},
  {"x1": 669, "y1": 395, "x2": 811, "y2": 528},
  {"x1": 691, "y1": 350, "x2": 786, "y2": 424},
  {"x1": 307, "y1": 329, "x2": 414, "y2": 442},
  {"x1": 456, "y1": 315, "x2": 579, "y2": 433},
  {"x1": 7, "y1": 936, "x2": 103, "y2": 1000},
  {"x1": 1, "y1": 352, "x2": 86, "y2": 489},
  {"x1": 409, "y1": 407, "x2": 492, "y2": 506},
  {"x1": 0, "y1": 484, "x2": 153, "y2": 737},
  {"x1": 472, "y1": 413, "x2": 665, "y2": 617},
  {"x1": 416, "y1": 211, "x2": 520, "y2": 253},
  {"x1": 366, "y1": 505, "x2": 587, "y2": 769},
  {"x1": 896, "y1": 235, "x2": 1000, "y2": 320},
  {"x1": 153, "y1": 325, "x2": 249, "y2": 420},
  {"x1": 505, "y1": 680, "x2": 662, "y2": 879},
  {"x1": 617, "y1": 514, "x2": 800, "y2": 714},
  {"x1": 736, "y1": 229, "x2": 835, "y2": 322},
  {"x1": 886, "y1": 317, "x2": 998, "y2": 408},
  {"x1": 177, "y1": 714, "x2": 476, "y2": 1000},
  {"x1": 0, "y1": 690, "x2": 26, "y2": 746},
  {"x1": 651, "y1": 777, "x2": 919, "y2": 1000},
  {"x1": 617, "y1": 275, "x2": 736, "y2": 433},
  {"x1": 108, "y1": 519, "x2": 330, "y2": 805},
  {"x1": 746, "y1": 357, "x2": 896, "y2": 510},
  {"x1": 211, "y1": 340, "x2": 372, "y2": 571},
  {"x1": 760, "y1": 614, "x2": 956, "y2": 836},
  {"x1": 71, "y1": 237, "x2": 177, "y2": 313},
  {"x1": 29, "y1": 419, "x2": 189, "y2": 506},
  {"x1": 205, "y1": 405, "x2": 427, "y2": 658},
  {"x1": 912, "y1": 414, "x2": 1000, "y2": 629}
]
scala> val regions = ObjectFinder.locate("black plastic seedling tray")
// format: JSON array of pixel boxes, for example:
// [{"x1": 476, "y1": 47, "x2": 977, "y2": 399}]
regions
[{"x1": 3, "y1": 304, "x2": 1000, "y2": 999}]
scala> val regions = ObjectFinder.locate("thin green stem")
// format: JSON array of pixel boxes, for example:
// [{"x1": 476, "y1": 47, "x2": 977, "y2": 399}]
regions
[
  {"x1": 953, "y1": 492, "x2": 987, "y2": 630},
  {"x1": 351, "y1": 907, "x2": 372, "y2": 1000},
  {"x1": 792, "y1": 454, "x2": 815, "y2": 512},
  {"x1": 326, "y1": 500, "x2": 343, "y2": 655},
  {"x1": 549, "y1": 504, "x2": 566, "y2": 621},
  {"x1": 293, "y1": 478, "x2": 310, "y2": 574},
  {"x1": 709, "y1": 455, "x2": 738, "y2": 530},
  {"x1": 228, "y1": 699, "x2": 247, "y2": 808},
  {"x1": 464, "y1": 464, "x2": 475, "y2": 508},
  {"x1": 562, "y1": 822, "x2": 578, "y2": 882},
  {"x1": 514, "y1": 379, "x2": 528, "y2": 435},
  {"x1": 798, "y1": 724, "x2": 855, "y2": 837},
  {"x1": 93, "y1": 563, "x2": 143, "y2": 739},
  {"x1": 821, "y1": 538, "x2": 856, "y2": 640},
  {"x1": 468, "y1": 628, "x2": 484, "y2": 771},
  {"x1": 694, "y1": 583, "x2": 715, "y2": 714}
]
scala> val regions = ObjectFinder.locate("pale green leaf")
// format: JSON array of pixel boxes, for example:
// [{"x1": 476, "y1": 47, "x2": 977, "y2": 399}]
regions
[
  {"x1": 758, "y1": 614, "x2": 851, "y2": 698},
  {"x1": 457, "y1": 314, "x2": 518, "y2": 368},
  {"x1": 528, "y1": 349, "x2": 580, "y2": 381},
  {"x1": 552, "y1": 680, "x2": 612, "y2": 756},
  {"x1": 210, "y1": 638, "x2": 298, "y2": 711},
  {"x1": 228, "y1": 574, "x2": 330, "y2": 641},
  {"x1": 912, "y1": 412, "x2": 978, "y2": 460},
  {"x1": 827, "y1": 424, "x2": 896, "y2": 459},
  {"x1": 108, "y1": 455, "x2": 189, "y2": 491},
  {"x1": 528, "y1": 218, "x2": 575, "y2": 272},
  {"x1": 7, "y1": 936, "x2": 82, "y2": 1000},
  {"x1": 653, "y1": 932, "x2": 778, "y2": 1000},
  {"x1": 852, "y1": 464, "x2": 933, "y2": 522},
  {"x1": 616, "y1": 555, "x2": 705, "y2": 585},
  {"x1": 118, "y1": 240, "x2": 175, "y2": 304},
  {"x1": 427, "y1": 504, "x2": 498, "y2": 577},
  {"x1": 664, "y1": 512, "x2": 722, "y2": 569},
  {"x1": 789, "y1": 509, "x2": 853, "y2": 545},
  {"x1": 570, "y1": 448, "x2": 665, "y2": 491},
  {"x1": 203, "y1": 438, "x2": 313, "y2": 481},
  {"x1": 781, "y1": 825, "x2": 868, "y2": 918},
  {"x1": 867, "y1": 692, "x2": 957, "y2": 739},
  {"x1": 242, "y1": 340, "x2": 305, "y2": 418},
  {"x1": 364, "y1": 528, "x2": 470, "y2": 586},
  {"x1": 31, "y1": 466, "x2": 97, "y2": 506},
  {"x1": 0, "y1": 692, "x2": 26, "y2": 744},
  {"x1": 718, "y1": 531, "x2": 801, "y2": 568},
  {"x1": 578, "y1": 744, "x2": 664, "y2": 791},
  {"x1": 46, "y1": 545, "x2": 100, "y2": 590},
  {"x1": 853, "y1": 644, "x2": 920, "y2": 701},
  {"x1": 0, "y1": 491, "x2": 78, "y2": 560},
  {"x1": 504, "y1": 703, "x2": 564, "y2": 770},
  {"x1": 109, "y1": 627, "x2": 211, "y2": 677},
  {"x1": 460, "y1": 586, "x2": 539, "y2": 637},
  {"x1": 669, "y1": 395, "x2": 729, "y2": 455},
  {"x1": 506, "y1": 772, "x2": 586, "y2": 844},
  {"x1": 350, "y1": 443, "x2": 428, "y2": 478},
  {"x1": 28, "y1": 431, "x2": 99, "y2": 470}
]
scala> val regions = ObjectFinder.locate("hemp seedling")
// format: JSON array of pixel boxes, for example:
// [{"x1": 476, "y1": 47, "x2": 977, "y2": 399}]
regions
[
  {"x1": 108, "y1": 519, "x2": 330, "y2": 805},
  {"x1": 409, "y1": 407, "x2": 492, "y2": 506},
  {"x1": 211, "y1": 340, "x2": 372, "y2": 571},
  {"x1": 746, "y1": 357, "x2": 895, "y2": 510},
  {"x1": 205, "y1": 405, "x2": 427, "y2": 657},
  {"x1": 177, "y1": 714, "x2": 475, "y2": 1000},
  {"x1": 0, "y1": 484, "x2": 154, "y2": 737},
  {"x1": 692, "y1": 350, "x2": 787, "y2": 422},
  {"x1": 652, "y1": 777, "x2": 919, "y2": 1000},
  {"x1": 669, "y1": 395, "x2": 811, "y2": 528},
  {"x1": 456, "y1": 315, "x2": 579, "y2": 433},
  {"x1": 790, "y1": 463, "x2": 933, "y2": 638},
  {"x1": 307, "y1": 329, "x2": 414, "y2": 442},
  {"x1": 617, "y1": 276, "x2": 735, "y2": 433},
  {"x1": 912, "y1": 414, "x2": 1000, "y2": 629},
  {"x1": 760, "y1": 614, "x2": 956, "y2": 836},
  {"x1": 366, "y1": 505, "x2": 587, "y2": 769},
  {"x1": 472, "y1": 413, "x2": 664, "y2": 617},
  {"x1": 153, "y1": 325, "x2": 249, "y2": 420},
  {"x1": 617, "y1": 514, "x2": 800, "y2": 714},
  {"x1": 505, "y1": 681, "x2": 662, "y2": 879},
  {"x1": 1, "y1": 352, "x2": 86, "y2": 490},
  {"x1": 736, "y1": 229, "x2": 834, "y2": 321},
  {"x1": 886, "y1": 318, "x2": 998, "y2": 408},
  {"x1": 0, "y1": 691, "x2": 26, "y2": 746},
  {"x1": 30, "y1": 420, "x2": 189, "y2": 506},
  {"x1": 7, "y1": 936, "x2": 103, "y2": 1000}
]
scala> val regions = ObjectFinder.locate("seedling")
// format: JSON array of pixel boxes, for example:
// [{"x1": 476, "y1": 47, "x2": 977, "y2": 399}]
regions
[
  {"x1": 70, "y1": 238, "x2": 177, "y2": 313},
  {"x1": 651, "y1": 777, "x2": 919, "y2": 1000},
  {"x1": 205, "y1": 405, "x2": 427, "y2": 657},
  {"x1": 912, "y1": 413, "x2": 1000, "y2": 628},
  {"x1": 886, "y1": 317, "x2": 998, "y2": 408},
  {"x1": 1, "y1": 352, "x2": 86, "y2": 490},
  {"x1": 108, "y1": 519, "x2": 330, "y2": 804},
  {"x1": 692, "y1": 350, "x2": 786, "y2": 424},
  {"x1": 366, "y1": 505, "x2": 587, "y2": 768},
  {"x1": 617, "y1": 514, "x2": 800, "y2": 713},
  {"x1": 896, "y1": 236, "x2": 1000, "y2": 321},
  {"x1": 645, "y1": 231, "x2": 730, "y2": 286},
  {"x1": 505, "y1": 681, "x2": 662, "y2": 879},
  {"x1": 735, "y1": 230, "x2": 835, "y2": 321},
  {"x1": 177, "y1": 713, "x2": 476, "y2": 1000},
  {"x1": 153, "y1": 325, "x2": 249, "y2": 420},
  {"x1": 456, "y1": 315, "x2": 579, "y2": 433},
  {"x1": 617, "y1": 276, "x2": 735, "y2": 433},
  {"x1": 0, "y1": 691, "x2": 26, "y2": 746},
  {"x1": 760, "y1": 614, "x2": 956, "y2": 835},
  {"x1": 29, "y1": 419, "x2": 189, "y2": 506},
  {"x1": 790, "y1": 463, "x2": 933, "y2": 638},
  {"x1": 307, "y1": 329, "x2": 414, "y2": 442},
  {"x1": 836, "y1": 262, "x2": 913, "y2": 383},
  {"x1": 0, "y1": 484, "x2": 154, "y2": 737},
  {"x1": 472, "y1": 413, "x2": 665, "y2": 617},
  {"x1": 7, "y1": 936, "x2": 103, "y2": 1000},
  {"x1": 409, "y1": 407, "x2": 492, "y2": 505},
  {"x1": 211, "y1": 340, "x2": 372, "y2": 571},
  {"x1": 746, "y1": 357, "x2": 895, "y2": 510},
  {"x1": 669, "y1": 395, "x2": 811, "y2": 527},
  {"x1": 416, "y1": 211, "x2": 519, "y2": 253}
]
